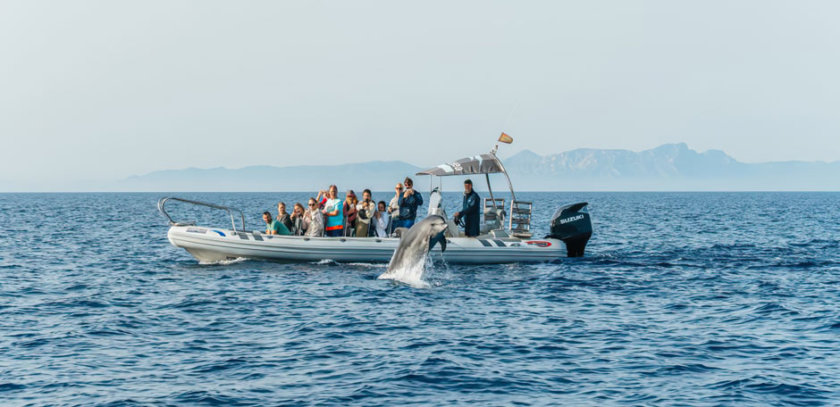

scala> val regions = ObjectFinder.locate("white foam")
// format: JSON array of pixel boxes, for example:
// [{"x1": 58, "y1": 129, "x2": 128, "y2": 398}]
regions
[
  {"x1": 346, "y1": 262, "x2": 387, "y2": 268},
  {"x1": 198, "y1": 257, "x2": 247, "y2": 266},
  {"x1": 378, "y1": 254, "x2": 432, "y2": 288}
]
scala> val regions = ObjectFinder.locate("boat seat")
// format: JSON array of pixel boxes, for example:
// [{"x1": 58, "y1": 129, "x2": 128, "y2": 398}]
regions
[
  {"x1": 489, "y1": 229, "x2": 509, "y2": 238},
  {"x1": 480, "y1": 207, "x2": 505, "y2": 234}
]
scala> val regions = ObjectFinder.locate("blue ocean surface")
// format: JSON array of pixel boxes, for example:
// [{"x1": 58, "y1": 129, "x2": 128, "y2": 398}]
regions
[{"x1": 1, "y1": 192, "x2": 839, "y2": 406}]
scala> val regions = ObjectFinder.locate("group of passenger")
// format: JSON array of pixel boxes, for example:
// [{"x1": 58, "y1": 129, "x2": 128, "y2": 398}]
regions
[{"x1": 261, "y1": 177, "x2": 425, "y2": 238}]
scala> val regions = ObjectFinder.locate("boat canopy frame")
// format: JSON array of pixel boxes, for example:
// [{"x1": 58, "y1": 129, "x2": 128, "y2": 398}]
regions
[{"x1": 416, "y1": 150, "x2": 517, "y2": 230}]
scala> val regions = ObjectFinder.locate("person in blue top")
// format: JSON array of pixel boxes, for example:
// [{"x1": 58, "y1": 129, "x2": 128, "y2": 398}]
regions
[
  {"x1": 318, "y1": 185, "x2": 344, "y2": 237},
  {"x1": 453, "y1": 179, "x2": 480, "y2": 237},
  {"x1": 396, "y1": 177, "x2": 423, "y2": 229}
]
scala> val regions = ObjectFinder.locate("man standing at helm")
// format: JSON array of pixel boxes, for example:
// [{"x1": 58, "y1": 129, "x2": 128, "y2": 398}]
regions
[{"x1": 454, "y1": 179, "x2": 480, "y2": 237}]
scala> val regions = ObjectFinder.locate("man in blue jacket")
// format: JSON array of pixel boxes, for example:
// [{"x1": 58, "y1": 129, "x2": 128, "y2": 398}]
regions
[
  {"x1": 397, "y1": 177, "x2": 423, "y2": 228},
  {"x1": 454, "y1": 179, "x2": 480, "y2": 237}
]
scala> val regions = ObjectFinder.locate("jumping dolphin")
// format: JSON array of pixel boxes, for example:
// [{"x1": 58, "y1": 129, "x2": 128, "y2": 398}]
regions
[{"x1": 379, "y1": 215, "x2": 448, "y2": 283}]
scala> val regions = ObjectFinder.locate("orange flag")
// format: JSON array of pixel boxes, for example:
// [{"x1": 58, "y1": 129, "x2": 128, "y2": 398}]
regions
[{"x1": 498, "y1": 132, "x2": 513, "y2": 144}]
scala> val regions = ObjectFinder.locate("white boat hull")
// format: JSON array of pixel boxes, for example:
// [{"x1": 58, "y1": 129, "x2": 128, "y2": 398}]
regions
[{"x1": 167, "y1": 225, "x2": 568, "y2": 264}]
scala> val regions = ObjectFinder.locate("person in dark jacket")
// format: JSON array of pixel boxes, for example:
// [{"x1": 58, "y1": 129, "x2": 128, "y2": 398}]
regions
[
  {"x1": 454, "y1": 179, "x2": 480, "y2": 237},
  {"x1": 276, "y1": 202, "x2": 294, "y2": 231},
  {"x1": 396, "y1": 177, "x2": 423, "y2": 229},
  {"x1": 343, "y1": 190, "x2": 358, "y2": 237}
]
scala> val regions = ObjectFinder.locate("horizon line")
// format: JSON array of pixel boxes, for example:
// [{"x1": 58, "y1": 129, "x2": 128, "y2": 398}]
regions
[{"x1": 2, "y1": 190, "x2": 839, "y2": 194}]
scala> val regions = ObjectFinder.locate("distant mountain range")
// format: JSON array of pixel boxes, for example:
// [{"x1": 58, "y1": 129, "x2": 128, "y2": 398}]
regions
[
  {"x1": 116, "y1": 143, "x2": 838, "y2": 191},
  {"x1": 502, "y1": 143, "x2": 839, "y2": 190}
]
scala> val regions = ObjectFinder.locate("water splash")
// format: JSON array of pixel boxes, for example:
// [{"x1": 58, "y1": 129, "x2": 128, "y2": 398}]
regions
[{"x1": 378, "y1": 253, "x2": 432, "y2": 288}]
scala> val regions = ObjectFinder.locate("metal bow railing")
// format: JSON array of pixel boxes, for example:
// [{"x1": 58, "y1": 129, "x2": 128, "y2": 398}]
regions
[{"x1": 157, "y1": 197, "x2": 246, "y2": 232}]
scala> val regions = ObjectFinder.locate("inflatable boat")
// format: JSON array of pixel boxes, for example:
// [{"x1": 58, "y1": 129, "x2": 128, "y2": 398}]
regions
[{"x1": 160, "y1": 149, "x2": 592, "y2": 264}]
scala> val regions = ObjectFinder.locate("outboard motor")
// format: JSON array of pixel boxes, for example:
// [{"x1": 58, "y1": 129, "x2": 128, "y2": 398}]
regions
[{"x1": 548, "y1": 202, "x2": 592, "y2": 257}]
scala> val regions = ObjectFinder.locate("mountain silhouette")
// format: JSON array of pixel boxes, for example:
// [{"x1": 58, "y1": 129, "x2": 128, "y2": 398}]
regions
[{"x1": 119, "y1": 143, "x2": 839, "y2": 191}]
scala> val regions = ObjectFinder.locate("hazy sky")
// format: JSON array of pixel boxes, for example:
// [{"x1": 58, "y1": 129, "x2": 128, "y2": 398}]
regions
[{"x1": 1, "y1": 1, "x2": 839, "y2": 187}]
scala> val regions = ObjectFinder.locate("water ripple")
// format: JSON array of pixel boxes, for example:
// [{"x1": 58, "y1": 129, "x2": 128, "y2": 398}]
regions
[{"x1": 1, "y1": 192, "x2": 839, "y2": 405}]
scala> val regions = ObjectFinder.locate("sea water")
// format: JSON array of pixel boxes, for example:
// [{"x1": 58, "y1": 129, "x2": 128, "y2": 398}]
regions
[{"x1": 1, "y1": 192, "x2": 839, "y2": 406}]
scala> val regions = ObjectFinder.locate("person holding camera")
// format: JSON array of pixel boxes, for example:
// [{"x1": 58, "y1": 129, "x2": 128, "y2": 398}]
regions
[
  {"x1": 343, "y1": 190, "x2": 358, "y2": 237},
  {"x1": 355, "y1": 189, "x2": 375, "y2": 237},
  {"x1": 303, "y1": 197, "x2": 324, "y2": 237},
  {"x1": 396, "y1": 177, "x2": 423, "y2": 229}
]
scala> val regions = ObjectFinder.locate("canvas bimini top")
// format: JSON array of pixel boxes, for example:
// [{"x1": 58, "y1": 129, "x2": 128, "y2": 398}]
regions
[{"x1": 416, "y1": 153, "x2": 506, "y2": 176}]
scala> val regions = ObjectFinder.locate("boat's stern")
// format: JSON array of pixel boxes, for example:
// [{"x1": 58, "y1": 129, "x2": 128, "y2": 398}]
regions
[{"x1": 547, "y1": 202, "x2": 593, "y2": 257}]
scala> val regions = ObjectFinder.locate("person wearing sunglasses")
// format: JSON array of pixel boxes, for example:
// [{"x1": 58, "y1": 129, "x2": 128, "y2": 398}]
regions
[
  {"x1": 303, "y1": 197, "x2": 324, "y2": 237},
  {"x1": 387, "y1": 183, "x2": 403, "y2": 234}
]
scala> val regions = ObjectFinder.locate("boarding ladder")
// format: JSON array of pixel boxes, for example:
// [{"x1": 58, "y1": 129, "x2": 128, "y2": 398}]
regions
[{"x1": 509, "y1": 200, "x2": 533, "y2": 238}]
